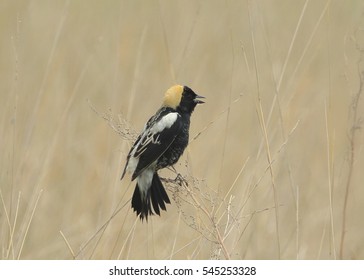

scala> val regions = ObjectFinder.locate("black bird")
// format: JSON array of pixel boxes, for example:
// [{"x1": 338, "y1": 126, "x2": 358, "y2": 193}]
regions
[{"x1": 121, "y1": 85, "x2": 204, "y2": 221}]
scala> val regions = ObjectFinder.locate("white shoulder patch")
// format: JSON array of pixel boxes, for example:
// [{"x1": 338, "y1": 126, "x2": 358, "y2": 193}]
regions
[{"x1": 150, "y1": 112, "x2": 179, "y2": 133}]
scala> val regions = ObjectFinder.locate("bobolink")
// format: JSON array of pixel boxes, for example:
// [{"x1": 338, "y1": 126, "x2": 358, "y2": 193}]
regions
[{"x1": 121, "y1": 85, "x2": 204, "y2": 221}]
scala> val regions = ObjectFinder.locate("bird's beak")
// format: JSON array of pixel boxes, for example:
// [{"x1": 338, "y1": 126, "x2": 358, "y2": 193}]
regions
[{"x1": 194, "y1": 95, "x2": 205, "y2": 104}]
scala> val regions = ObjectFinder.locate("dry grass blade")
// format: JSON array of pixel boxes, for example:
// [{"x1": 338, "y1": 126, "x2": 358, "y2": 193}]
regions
[
  {"x1": 248, "y1": 0, "x2": 281, "y2": 258},
  {"x1": 287, "y1": 0, "x2": 332, "y2": 94},
  {"x1": 0, "y1": 188, "x2": 13, "y2": 259},
  {"x1": 74, "y1": 199, "x2": 130, "y2": 259},
  {"x1": 117, "y1": 216, "x2": 138, "y2": 260},
  {"x1": 169, "y1": 236, "x2": 202, "y2": 259},
  {"x1": 256, "y1": 100, "x2": 280, "y2": 258},
  {"x1": 7, "y1": 192, "x2": 21, "y2": 259},
  {"x1": 339, "y1": 28, "x2": 364, "y2": 259},
  {"x1": 23, "y1": 0, "x2": 70, "y2": 148},
  {"x1": 60, "y1": 230, "x2": 76, "y2": 259},
  {"x1": 276, "y1": 0, "x2": 309, "y2": 92},
  {"x1": 216, "y1": 157, "x2": 250, "y2": 222},
  {"x1": 169, "y1": 211, "x2": 182, "y2": 260},
  {"x1": 324, "y1": 101, "x2": 337, "y2": 259},
  {"x1": 17, "y1": 189, "x2": 43, "y2": 259}
]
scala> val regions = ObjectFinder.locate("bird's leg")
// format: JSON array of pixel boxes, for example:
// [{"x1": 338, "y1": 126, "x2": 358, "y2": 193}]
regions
[{"x1": 174, "y1": 173, "x2": 188, "y2": 187}]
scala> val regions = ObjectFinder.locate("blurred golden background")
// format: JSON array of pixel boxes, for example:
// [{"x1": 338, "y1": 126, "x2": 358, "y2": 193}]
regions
[{"x1": 1, "y1": 0, "x2": 364, "y2": 259}]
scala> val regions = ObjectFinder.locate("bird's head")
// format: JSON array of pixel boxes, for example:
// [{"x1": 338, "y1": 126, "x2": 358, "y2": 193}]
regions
[{"x1": 163, "y1": 85, "x2": 205, "y2": 114}]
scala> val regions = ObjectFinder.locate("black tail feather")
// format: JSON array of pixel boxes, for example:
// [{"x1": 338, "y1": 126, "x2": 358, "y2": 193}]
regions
[
  {"x1": 131, "y1": 186, "x2": 151, "y2": 220},
  {"x1": 131, "y1": 173, "x2": 170, "y2": 221},
  {"x1": 153, "y1": 174, "x2": 170, "y2": 210},
  {"x1": 151, "y1": 186, "x2": 161, "y2": 216}
]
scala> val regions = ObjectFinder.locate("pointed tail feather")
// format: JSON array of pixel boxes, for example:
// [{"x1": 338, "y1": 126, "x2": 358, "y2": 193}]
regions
[
  {"x1": 152, "y1": 174, "x2": 170, "y2": 210},
  {"x1": 131, "y1": 185, "x2": 152, "y2": 221},
  {"x1": 131, "y1": 173, "x2": 170, "y2": 221}
]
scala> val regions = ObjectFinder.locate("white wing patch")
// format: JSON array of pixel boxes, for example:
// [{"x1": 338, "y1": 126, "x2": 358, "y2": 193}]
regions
[{"x1": 150, "y1": 112, "x2": 178, "y2": 134}]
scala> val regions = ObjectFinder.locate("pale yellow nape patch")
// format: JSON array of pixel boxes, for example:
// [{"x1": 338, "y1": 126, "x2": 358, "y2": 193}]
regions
[{"x1": 163, "y1": 85, "x2": 184, "y2": 109}]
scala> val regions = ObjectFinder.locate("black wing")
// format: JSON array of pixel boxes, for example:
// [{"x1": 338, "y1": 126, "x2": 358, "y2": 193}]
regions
[{"x1": 131, "y1": 112, "x2": 182, "y2": 180}]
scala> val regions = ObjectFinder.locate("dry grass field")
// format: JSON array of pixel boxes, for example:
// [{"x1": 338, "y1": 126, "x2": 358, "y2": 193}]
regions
[{"x1": 1, "y1": 0, "x2": 364, "y2": 260}]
